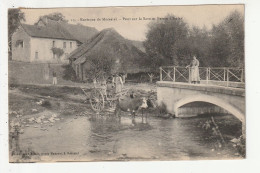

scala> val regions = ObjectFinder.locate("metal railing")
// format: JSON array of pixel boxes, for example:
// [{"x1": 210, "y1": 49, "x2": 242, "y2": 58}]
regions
[{"x1": 159, "y1": 66, "x2": 245, "y2": 88}]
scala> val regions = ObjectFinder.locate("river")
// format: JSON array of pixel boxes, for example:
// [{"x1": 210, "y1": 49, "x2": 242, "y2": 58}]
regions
[{"x1": 16, "y1": 113, "x2": 243, "y2": 162}]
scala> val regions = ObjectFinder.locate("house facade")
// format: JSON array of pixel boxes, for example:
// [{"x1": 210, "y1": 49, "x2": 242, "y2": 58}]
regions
[{"x1": 12, "y1": 19, "x2": 81, "y2": 63}]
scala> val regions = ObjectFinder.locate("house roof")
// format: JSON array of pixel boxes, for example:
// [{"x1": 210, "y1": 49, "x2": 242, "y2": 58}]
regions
[
  {"x1": 69, "y1": 28, "x2": 150, "y2": 73},
  {"x1": 68, "y1": 28, "x2": 109, "y2": 60},
  {"x1": 21, "y1": 23, "x2": 78, "y2": 41},
  {"x1": 58, "y1": 23, "x2": 98, "y2": 43},
  {"x1": 21, "y1": 19, "x2": 98, "y2": 43}
]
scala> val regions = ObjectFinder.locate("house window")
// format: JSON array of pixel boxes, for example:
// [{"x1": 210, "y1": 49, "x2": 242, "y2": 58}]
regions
[
  {"x1": 53, "y1": 52, "x2": 55, "y2": 59},
  {"x1": 16, "y1": 40, "x2": 24, "y2": 48},
  {"x1": 20, "y1": 41, "x2": 24, "y2": 48},
  {"x1": 70, "y1": 42, "x2": 72, "y2": 48},
  {"x1": 63, "y1": 42, "x2": 66, "y2": 48},
  {"x1": 52, "y1": 41, "x2": 55, "y2": 47},
  {"x1": 35, "y1": 52, "x2": 38, "y2": 59}
]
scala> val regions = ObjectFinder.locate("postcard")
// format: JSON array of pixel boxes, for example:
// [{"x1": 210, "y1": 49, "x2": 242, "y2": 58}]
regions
[{"x1": 8, "y1": 5, "x2": 245, "y2": 162}]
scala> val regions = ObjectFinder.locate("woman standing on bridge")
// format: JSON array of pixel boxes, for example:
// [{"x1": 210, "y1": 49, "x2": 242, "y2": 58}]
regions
[{"x1": 186, "y1": 56, "x2": 200, "y2": 84}]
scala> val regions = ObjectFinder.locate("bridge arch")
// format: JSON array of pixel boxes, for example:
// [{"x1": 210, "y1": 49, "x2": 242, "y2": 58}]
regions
[{"x1": 174, "y1": 94, "x2": 245, "y2": 122}]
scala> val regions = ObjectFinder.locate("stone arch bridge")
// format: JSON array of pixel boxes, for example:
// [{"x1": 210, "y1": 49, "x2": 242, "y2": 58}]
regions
[{"x1": 156, "y1": 81, "x2": 245, "y2": 124}]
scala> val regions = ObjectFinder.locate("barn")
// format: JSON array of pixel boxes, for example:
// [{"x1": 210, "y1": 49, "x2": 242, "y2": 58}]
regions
[{"x1": 68, "y1": 28, "x2": 149, "y2": 81}]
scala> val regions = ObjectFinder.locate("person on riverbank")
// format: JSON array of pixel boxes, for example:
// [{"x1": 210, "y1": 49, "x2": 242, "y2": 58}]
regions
[
  {"x1": 52, "y1": 71, "x2": 57, "y2": 85},
  {"x1": 186, "y1": 56, "x2": 200, "y2": 84},
  {"x1": 112, "y1": 74, "x2": 124, "y2": 94}
]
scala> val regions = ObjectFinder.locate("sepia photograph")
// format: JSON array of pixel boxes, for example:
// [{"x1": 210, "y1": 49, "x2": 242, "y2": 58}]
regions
[{"x1": 7, "y1": 5, "x2": 245, "y2": 163}]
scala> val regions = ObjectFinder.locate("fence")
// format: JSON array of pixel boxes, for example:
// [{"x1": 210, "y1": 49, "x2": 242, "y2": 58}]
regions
[{"x1": 159, "y1": 66, "x2": 245, "y2": 88}]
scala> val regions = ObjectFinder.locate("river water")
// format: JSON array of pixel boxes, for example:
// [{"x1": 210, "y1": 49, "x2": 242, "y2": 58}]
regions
[{"x1": 16, "y1": 113, "x2": 242, "y2": 162}]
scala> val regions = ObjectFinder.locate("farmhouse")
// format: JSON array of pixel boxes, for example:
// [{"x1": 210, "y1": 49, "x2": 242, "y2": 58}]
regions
[
  {"x1": 11, "y1": 18, "x2": 98, "y2": 63},
  {"x1": 68, "y1": 28, "x2": 149, "y2": 81}
]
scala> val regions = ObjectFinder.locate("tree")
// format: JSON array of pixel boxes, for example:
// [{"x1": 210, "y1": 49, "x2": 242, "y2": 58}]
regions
[
  {"x1": 209, "y1": 11, "x2": 244, "y2": 67},
  {"x1": 224, "y1": 11, "x2": 244, "y2": 67},
  {"x1": 51, "y1": 47, "x2": 64, "y2": 61},
  {"x1": 8, "y1": 9, "x2": 25, "y2": 59},
  {"x1": 144, "y1": 15, "x2": 189, "y2": 67},
  {"x1": 188, "y1": 26, "x2": 211, "y2": 67},
  {"x1": 85, "y1": 49, "x2": 116, "y2": 81},
  {"x1": 35, "y1": 12, "x2": 68, "y2": 24}
]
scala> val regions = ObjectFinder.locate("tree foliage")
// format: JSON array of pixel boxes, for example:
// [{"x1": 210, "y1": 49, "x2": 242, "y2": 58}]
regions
[
  {"x1": 35, "y1": 12, "x2": 68, "y2": 24},
  {"x1": 144, "y1": 11, "x2": 244, "y2": 68},
  {"x1": 8, "y1": 9, "x2": 25, "y2": 39},
  {"x1": 85, "y1": 50, "x2": 116, "y2": 80},
  {"x1": 144, "y1": 15, "x2": 189, "y2": 67},
  {"x1": 51, "y1": 47, "x2": 64, "y2": 59},
  {"x1": 8, "y1": 9, "x2": 25, "y2": 58},
  {"x1": 209, "y1": 11, "x2": 244, "y2": 67}
]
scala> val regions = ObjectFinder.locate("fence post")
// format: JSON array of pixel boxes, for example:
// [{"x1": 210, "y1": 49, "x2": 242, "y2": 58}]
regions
[
  {"x1": 241, "y1": 69, "x2": 244, "y2": 82},
  {"x1": 173, "y1": 66, "x2": 176, "y2": 82},
  {"x1": 226, "y1": 68, "x2": 229, "y2": 87},
  {"x1": 224, "y1": 68, "x2": 226, "y2": 81},
  {"x1": 160, "y1": 67, "x2": 162, "y2": 81},
  {"x1": 206, "y1": 68, "x2": 209, "y2": 84},
  {"x1": 188, "y1": 67, "x2": 191, "y2": 83},
  {"x1": 208, "y1": 67, "x2": 211, "y2": 81}
]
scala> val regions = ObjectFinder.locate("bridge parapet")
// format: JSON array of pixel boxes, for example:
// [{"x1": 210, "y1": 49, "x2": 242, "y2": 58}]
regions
[{"x1": 159, "y1": 66, "x2": 245, "y2": 88}]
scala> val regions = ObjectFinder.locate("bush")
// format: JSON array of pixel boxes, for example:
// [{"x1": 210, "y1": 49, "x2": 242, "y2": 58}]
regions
[{"x1": 158, "y1": 102, "x2": 168, "y2": 114}]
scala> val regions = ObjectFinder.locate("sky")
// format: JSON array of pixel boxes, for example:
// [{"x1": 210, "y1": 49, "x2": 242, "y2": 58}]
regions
[{"x1": 21, "y1": 5, "x2": 244, "y2": 41}]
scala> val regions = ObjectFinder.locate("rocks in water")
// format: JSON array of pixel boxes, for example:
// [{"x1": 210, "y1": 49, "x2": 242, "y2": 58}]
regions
[
  {"x1": 36, "y1": 99, "x2": 44, "y2": 105},
  {"x1": 52, "y1": 114, "x2": 57, "y2": 118},
  {"x1": 19, "y1": 129, "x2": 24, "y2": 134},
  {"x1": 32, "y1": 109, "x2": 38, "y2": 113},
  {"x1": 230, "y1": 138, "x2": 240, "y2": 143},
  {"x1": 28, "y1": 117, "x2": 35, "y2": 123},
  {"x1": 35, "y1": 118, "x2": 42, "y2": 124},
  {"x1": 39, "y1": 115, "x2": 45, "y2": 119},
  {"x1": 10, "y1": 111, "x2": 18, "y2": 116},
  {"x1": 16, "y1": 114, "x2": 22, "y2": 118},
  {"x1": 14, "y1": 122, "x2": 21, "y2": 127},
  {"x1": 35, "y1": 115, "x2": 47, "y2": 124},
  {"x1": 48, "y1": 117, "x2": 55, "y2": 123}
]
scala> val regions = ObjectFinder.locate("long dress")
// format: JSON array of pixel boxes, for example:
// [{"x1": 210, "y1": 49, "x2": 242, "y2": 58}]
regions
[
  {"x1": 114, "y1": 76, "x2": 123, "y2": 94},
  {"x1": 190, "y1": 59, "x2": 200, "y2": 82}
]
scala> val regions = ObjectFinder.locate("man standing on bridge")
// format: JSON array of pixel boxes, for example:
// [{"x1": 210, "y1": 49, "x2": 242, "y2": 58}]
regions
[{"x1": 186, "y1": 56, "x2": 200, "y2": 84}]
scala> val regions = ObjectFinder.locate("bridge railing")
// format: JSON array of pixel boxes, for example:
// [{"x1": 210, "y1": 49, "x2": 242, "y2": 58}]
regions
[{"x1": 159, "y1": 66, "x2": 245, "y2": 88}]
